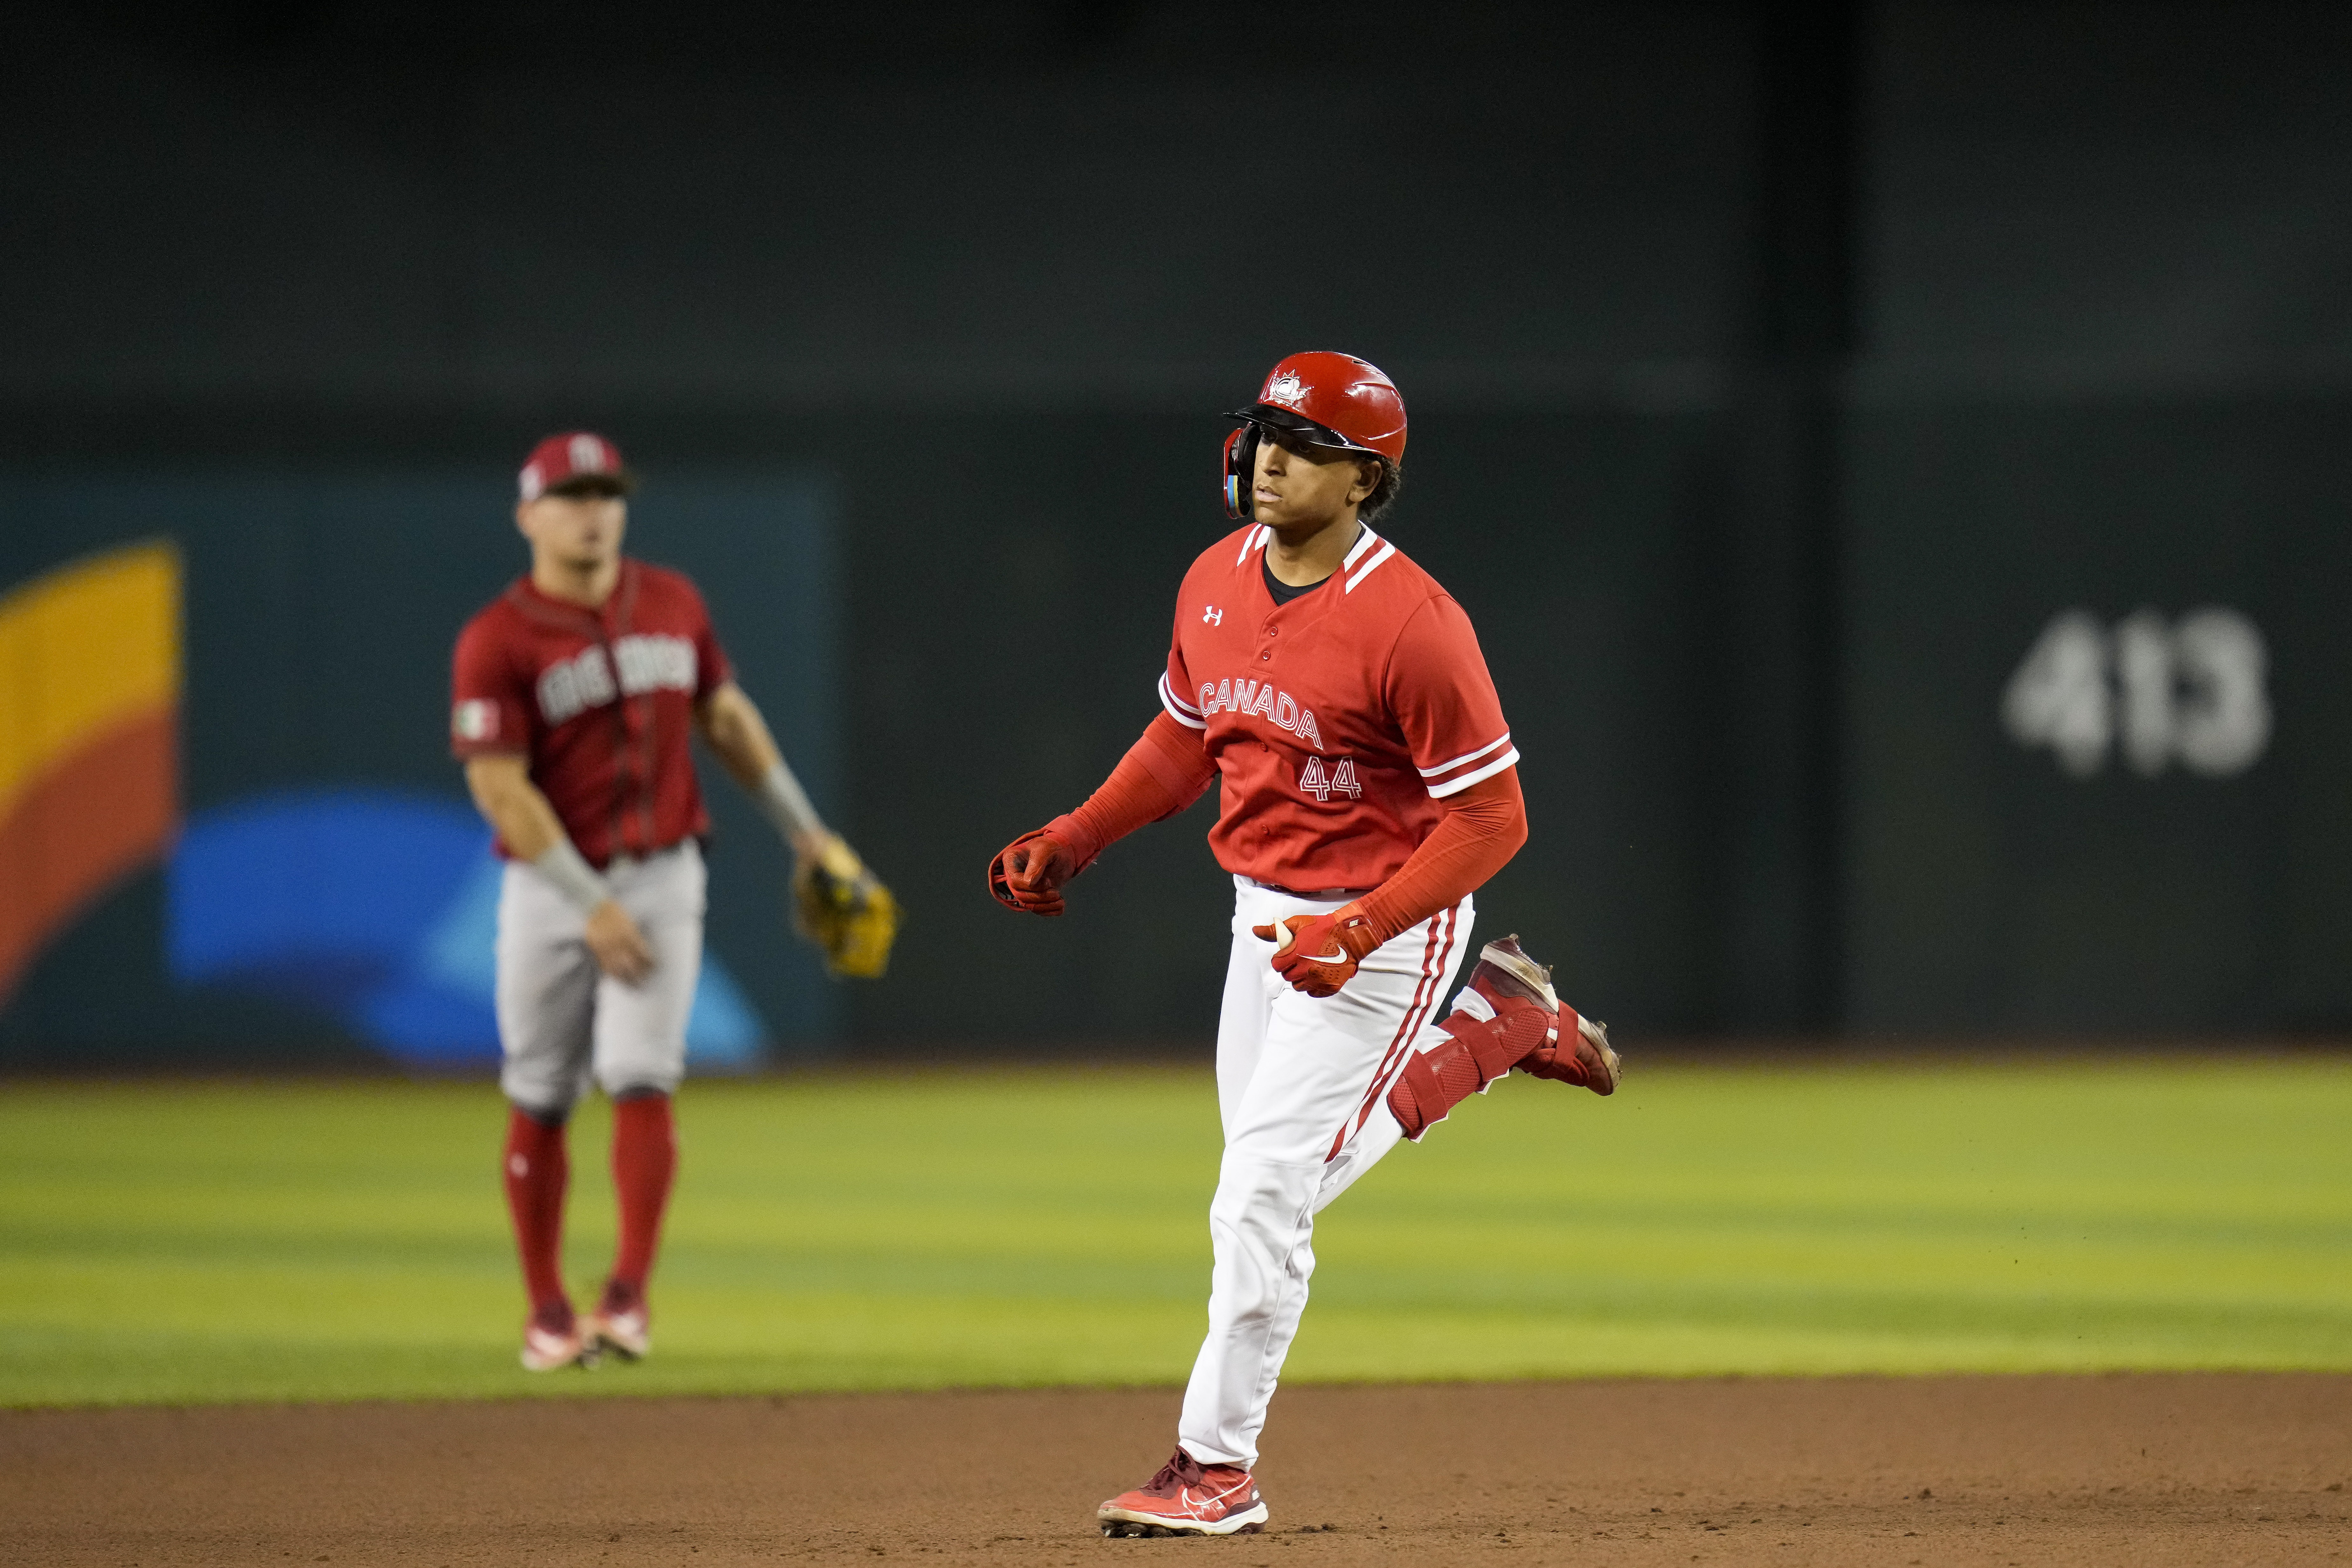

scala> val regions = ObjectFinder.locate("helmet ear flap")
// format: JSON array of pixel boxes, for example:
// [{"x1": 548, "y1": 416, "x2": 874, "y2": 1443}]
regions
[{"x1": 1221, "y1": 425, "x2": 1259, "y2": 521}]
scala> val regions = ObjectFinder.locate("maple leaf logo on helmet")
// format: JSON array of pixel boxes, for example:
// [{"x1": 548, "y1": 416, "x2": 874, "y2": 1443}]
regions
[{"x1": 1264, "y1": 370, "x2": 1305, "y2": 407}]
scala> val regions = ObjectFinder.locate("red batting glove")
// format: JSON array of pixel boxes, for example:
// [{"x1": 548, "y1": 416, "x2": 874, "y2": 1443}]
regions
[
  {"x1": 1251, "y1": 902, "x2": 1382, "y2": 997},
  {"x1": 988, "y1": 828, "x2": 1083, "y2": 916}
]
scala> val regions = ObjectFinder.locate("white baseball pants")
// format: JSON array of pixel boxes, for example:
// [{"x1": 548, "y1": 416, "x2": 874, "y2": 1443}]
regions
[
  {"x1": 495, "y1": 839, "x2": 705, "y2": 1117},
  {"x1": 1176, "y1": 875, "x2": 1474, "y2": 1469}
]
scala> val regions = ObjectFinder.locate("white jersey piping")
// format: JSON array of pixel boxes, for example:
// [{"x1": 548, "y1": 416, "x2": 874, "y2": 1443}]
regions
[
  {"x1": 1344, "y1": 541, "x2": 1397, "y2": 593},
  {"x1": 1158, "y1": 671, "x2": 1209, "y2": 729},
  {"x1": 1426, "y1": 747, "x2": 1521, "y2": 798},
  {"x1": 1418, "y1": 732, "x2": 1514, "y2": 778}
]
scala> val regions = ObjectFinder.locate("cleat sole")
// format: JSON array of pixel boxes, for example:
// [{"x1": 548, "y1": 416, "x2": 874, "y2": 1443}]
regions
[
  {"x1": 1095, "y1": 1502, "x2": 1271, "y2": 1538},
  {"x1": 1577, "y1": 1013, "x2": 1622, "y2": 1095},
  {"x1": 588, "y1": 1331, "x2": 647, "y2": 1362}
]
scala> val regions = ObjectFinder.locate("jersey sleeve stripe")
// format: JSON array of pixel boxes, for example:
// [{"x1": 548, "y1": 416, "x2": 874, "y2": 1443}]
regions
[
  {"x1": 1417, "y1": 732, "x2": 1514, "y2": 778},
  {"x1": 1343, "y1": 541, "x2": 1397, "y2": 593},
  {"x1": 1425, "y1": 747, "x2": 1520, "y2": 798},
  {"x1": 1158, "y1": 672, "x2": 1209, "y2": 729},
  {"x1": 1342, "y1": 526, "x2": 1382, "y2": 571},
  {"x1": 1160, "y1": 671, "x2": 1204, "y2": 716}
]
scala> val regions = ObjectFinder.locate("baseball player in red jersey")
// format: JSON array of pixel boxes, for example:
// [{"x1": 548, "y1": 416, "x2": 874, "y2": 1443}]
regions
[
  {"x1": 990, "y1": 354, "x2": 1620, "y2": 1537},
  {"x1": 452, "y1": 432, "x2": 889, "y2": 1372}
]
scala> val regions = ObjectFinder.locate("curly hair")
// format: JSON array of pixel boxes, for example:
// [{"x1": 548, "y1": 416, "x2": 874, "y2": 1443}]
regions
[{"x1": 1359, "y1": 456, "x2": 1404, "y2": 522}]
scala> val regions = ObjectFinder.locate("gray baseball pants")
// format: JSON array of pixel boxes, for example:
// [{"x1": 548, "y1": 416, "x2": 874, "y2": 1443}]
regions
[{"x1": 495, "y1": 839, "x2": 705, "y2": 1117}]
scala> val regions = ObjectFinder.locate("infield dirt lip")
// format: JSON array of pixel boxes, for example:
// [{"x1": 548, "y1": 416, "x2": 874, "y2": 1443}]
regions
[{"x1": 4, "y1": 1375, "x2": 2347, "y2": 1567}]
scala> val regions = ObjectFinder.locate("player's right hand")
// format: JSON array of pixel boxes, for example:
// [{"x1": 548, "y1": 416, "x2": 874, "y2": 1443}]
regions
[
  {"x1": 1253, "y1": 903, "x2": 1381, "y2": 997},
  {"x1": 989, "y1": 829, "x2": 1079, "y2": 916},
  {"x1": 584, "y1": 898, "x2": 656, "y2": 984}
]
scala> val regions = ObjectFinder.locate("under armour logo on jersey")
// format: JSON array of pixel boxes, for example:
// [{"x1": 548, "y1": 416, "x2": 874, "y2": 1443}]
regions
[
  {"x1": 1203, "y1": 605, "x2": 1224, "y2": 626},
  {"x1": 1299, "y1": 756, "x2": 1362, "y2": 802}
]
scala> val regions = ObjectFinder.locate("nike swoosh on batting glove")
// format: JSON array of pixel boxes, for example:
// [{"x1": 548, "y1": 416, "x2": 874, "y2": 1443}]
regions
[
  {"x1": 1251, "y1": 902, "x2": 1381, "y2": 997},
  {"x1": 988, "y1": 828, "x2": 1081, "y2": 916}
]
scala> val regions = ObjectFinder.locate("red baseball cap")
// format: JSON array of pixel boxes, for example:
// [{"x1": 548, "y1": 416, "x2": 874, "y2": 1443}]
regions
[{"x1": 519, "y1": 432, "x2": 633, "y2": 500}]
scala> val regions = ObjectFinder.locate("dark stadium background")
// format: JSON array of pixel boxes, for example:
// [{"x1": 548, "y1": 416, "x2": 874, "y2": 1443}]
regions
[{"x1": 5, "y1": 0, "x2": 2349, "y2": 1065}]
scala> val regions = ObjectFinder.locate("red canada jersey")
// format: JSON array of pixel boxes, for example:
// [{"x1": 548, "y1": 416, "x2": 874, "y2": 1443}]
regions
[
  {"x1": 449, "y1": 559, "x2": 730, "y2": 867},
  {"x1": 1158, "y1": 523, "x2": 1518, "y2": 892}
]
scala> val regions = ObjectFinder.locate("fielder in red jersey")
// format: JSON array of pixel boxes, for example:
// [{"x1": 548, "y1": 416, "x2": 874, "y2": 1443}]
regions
[
  {"x1": 453, "y1": 560, "x2": 729, "y2": 867},
  {"x1": 990, "y1": 354, "x2": 1620, "y2": 1538},
  {"x1": 452, "y1": 431, "x2": 888, "y2": 1373}
]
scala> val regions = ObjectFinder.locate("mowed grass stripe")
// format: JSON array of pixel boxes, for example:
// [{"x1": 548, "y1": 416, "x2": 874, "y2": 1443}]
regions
[{"x1": 1, "y1": 1057, "x2": 2347, "y2": 1406}]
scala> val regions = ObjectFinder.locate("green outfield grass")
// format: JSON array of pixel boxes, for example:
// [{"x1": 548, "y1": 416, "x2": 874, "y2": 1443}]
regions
[{"x1": 3, "y1": 1055, "x2": 2349, "y2": 1406}]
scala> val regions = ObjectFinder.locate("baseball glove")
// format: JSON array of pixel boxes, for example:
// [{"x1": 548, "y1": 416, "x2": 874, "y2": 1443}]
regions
[{"x1": 792, "y1": 835, "x2": 900, "y2": 979}]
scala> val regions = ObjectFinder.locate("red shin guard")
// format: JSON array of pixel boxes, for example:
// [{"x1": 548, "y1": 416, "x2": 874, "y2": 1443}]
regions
[
  {"x1": 608, "y1": 1093, "x2": 677, "y2": 1303},
  {"x1": 501, "y1": 1108, "x2": 570, "y2": 1321},
  {"x1": 1386, "y1": 1002, "x2": 1555, "y2": 1142}
]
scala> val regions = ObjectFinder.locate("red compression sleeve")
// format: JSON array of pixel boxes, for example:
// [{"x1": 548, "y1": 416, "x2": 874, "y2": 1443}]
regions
[
  {"x1": 1354, "y1": 768, "x2": 1528, "y2": 943},
  {"x1": 1045, "y1": 712, "x2": 1217, "y2": 867}
]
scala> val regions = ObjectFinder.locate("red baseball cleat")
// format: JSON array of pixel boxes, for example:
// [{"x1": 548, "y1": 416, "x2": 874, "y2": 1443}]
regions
[
  {"x1": 1533, "y1": 1007, "x2": 1621, "y2": 1095},
  {"x1": 520, "y1": 1302, "x2": 597, "y2": 1372},
  {"x1": 584, "y1": 1280, "x2": 651, "y2": 1362},
  {"x1": 1463, "y1": 931, "x2": 1559, "y2": 1023},
  {"x1": 1470, "y1": 933, "x2": 1620, "y2": 1095},
  {"x1": 1097, "y1": 1448, "x2": 1269, "y2": 1537}
]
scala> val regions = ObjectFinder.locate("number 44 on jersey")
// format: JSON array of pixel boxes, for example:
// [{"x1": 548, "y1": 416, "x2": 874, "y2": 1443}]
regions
[{"x1": 1299, "y1": 756, "x2": 1362, "y2": 802}]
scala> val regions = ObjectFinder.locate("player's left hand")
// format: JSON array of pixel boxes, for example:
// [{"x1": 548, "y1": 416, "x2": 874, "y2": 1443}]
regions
[
  {"x1": 792, "y1": 834, "x2": 901, "y2": 978},
  {"x1": 1253, "y1": 902, "x2": 1381, "y2": 997}
]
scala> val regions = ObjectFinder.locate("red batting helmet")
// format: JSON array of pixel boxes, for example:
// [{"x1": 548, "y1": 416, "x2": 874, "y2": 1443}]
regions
[
  {"x1": 1221, "y1": 352, "x2": 1406, "y2": 520},
  {"x1": 519, "y1": 432, "x2": 633, "y2": 500}
]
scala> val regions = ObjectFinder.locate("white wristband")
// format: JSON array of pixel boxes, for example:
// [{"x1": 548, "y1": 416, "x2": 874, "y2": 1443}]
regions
[
  {"x1": 755, "y1": 760, "x2": 825, "y2": 845},
  {"x1": 532, "y1": 838, "x2": 613, "y2": 914}
]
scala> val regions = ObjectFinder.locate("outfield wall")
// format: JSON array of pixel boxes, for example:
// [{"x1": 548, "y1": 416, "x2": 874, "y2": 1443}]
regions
[
  {"x1": 0, "y1": 476, "x2": 841, "y2": 1066},
  {"x1": 4, "y1": 2, "x2": 2350, "y2": 1059}
]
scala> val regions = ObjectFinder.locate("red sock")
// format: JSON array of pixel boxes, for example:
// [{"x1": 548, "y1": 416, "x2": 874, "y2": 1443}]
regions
[
  {"x1": 607, "y1": 1093, "x2": 677, "y2": 1306},
  {"x1": 501, "y1": 1108, "x2": 570, "y2": 1323}
]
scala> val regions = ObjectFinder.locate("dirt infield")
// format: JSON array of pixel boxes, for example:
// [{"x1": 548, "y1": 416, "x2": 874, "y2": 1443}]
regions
[{"x1": 3, "y1": 1376, "x2": 2346, "y2": 1566}]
